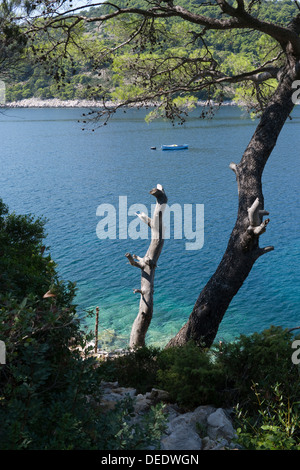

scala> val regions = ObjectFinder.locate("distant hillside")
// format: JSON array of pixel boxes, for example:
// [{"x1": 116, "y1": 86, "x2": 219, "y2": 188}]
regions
[{"x1": 4, "y1": 0, "x2": 297, "y2": 103}]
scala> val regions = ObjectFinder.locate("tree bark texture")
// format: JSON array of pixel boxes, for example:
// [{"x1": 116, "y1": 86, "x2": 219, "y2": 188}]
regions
[
  {"x1": 126, "y1": 184, "x2": 167, "y2": 349},
  {"x1": 167, "y1": 60, "x2": 300, "y2": 349}
]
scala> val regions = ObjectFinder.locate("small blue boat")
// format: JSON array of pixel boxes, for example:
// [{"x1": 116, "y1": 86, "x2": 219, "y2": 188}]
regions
[{"x1": 161, "y1": 144, "x2": 188, "y2": 151}]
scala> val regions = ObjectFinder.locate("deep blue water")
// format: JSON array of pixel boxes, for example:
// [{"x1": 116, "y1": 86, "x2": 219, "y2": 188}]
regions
[{"x1": 0, "y1": 106, "x2": 299, "y2": 348}]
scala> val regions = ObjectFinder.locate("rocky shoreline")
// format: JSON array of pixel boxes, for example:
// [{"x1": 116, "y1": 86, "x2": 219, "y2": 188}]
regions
[
  {"x1": 3, "y1": 98, "x2": 109, "y2": 108},
  {"x1": 2, "y1": 97, "x2": 237, "y2": 109}
]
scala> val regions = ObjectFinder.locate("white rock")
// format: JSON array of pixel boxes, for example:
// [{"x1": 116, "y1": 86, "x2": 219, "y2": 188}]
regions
[
  {"x1": 207, "y1": 408, "x2": 236, "y2": 441},
  {"x1": 161, "y1": 426, "x2": 202, "y2": 451},
  {"x1": 189, "y1": 405, "x2": 216, "y2": 428},
  {"x1": 160, "y1": 405, "x2": 218, "y2": 451}
]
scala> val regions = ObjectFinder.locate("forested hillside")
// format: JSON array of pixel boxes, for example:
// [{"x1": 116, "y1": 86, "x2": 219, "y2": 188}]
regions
[{"x1": 3, "y1": 0, "x2": 297, "y2": 102}]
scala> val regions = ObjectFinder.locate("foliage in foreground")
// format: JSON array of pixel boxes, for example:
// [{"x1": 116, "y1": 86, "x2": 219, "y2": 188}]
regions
[
  {"x1": 98, "y1": 327, "x2": 300, "y2": 449},
  {"x1": 0, "y1": 200, "x2": 166, "y2": 450}
]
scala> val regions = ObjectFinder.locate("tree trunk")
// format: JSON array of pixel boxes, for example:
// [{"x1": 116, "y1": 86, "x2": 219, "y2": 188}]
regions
[
  {"x1": 167, "y1": 60, "x2": 299, "y2": 349},
  {"x1": 126, "y1": 184, "x2": 167, "y2": 349}
]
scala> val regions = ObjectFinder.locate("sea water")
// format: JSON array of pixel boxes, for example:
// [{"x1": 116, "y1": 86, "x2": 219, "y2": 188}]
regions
[{"x1": 0, "y1": 106, "x2": 299, "y2": 348}]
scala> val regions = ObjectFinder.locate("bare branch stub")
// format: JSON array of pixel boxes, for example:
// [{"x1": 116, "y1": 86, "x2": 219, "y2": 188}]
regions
[{"x1": 241, "y1": 197, "x2": 274, "y2": 253}]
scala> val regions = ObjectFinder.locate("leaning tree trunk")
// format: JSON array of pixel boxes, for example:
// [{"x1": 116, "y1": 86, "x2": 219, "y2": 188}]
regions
[
  {"x1": 126, "y1": 184, "x2": 167, "y2": 349},
  {"x1": 167, "y1": 59, "x2": 299, "y2": 349}
]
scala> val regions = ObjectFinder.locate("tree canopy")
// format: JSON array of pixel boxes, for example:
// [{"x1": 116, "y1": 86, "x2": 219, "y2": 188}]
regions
[{"x1": 2, "y1": 0, "x2": 299, "y2": 117}]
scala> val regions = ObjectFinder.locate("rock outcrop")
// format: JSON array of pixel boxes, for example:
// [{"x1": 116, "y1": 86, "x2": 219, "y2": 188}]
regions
[
  {"x1": 99, "y1": 381, "x2": 239, "y2": 450},
  {"x1": 2, "y1": 98, "x2": 236, "y2": 109}
]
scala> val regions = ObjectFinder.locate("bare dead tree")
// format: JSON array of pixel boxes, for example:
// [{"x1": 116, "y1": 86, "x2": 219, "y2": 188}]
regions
[{"x1": 125, "y1": 184, "x2": 167, "y2": 349}]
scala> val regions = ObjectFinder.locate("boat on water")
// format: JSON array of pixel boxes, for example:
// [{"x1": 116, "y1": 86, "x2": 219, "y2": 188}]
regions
[{"x1": 161, "y1": 144, "x2": 189, "y2": 151}]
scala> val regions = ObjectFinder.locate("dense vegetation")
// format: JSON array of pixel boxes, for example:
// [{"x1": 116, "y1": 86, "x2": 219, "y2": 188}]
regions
[
  {"x1": 99, "y1": 331, "x2": 300, "y2": 450},
  {"x1": 3, "y1": 0, "x2": 297, "y2": 103},
  {"x1": 0, "y1": 200, "x2": 166, "y2": 450}
]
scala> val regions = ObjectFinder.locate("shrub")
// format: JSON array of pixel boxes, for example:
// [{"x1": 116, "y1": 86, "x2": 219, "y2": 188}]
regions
[
  {"x1": 98, "y1": 342, "x2": 225, "y2": 408},
  {"x1": 98, "y1": 398, "x2": 167, "y2": 450},
  {"x1": 215, "y1": 326, "x2": 300, "y2": 410},
  {"x1": 0, "y1": 205, "x2": 50, "y2": 297},
  {"x1": 156, "y1": 342, "x2": 224, "y2": 409},
  {"x1": 98, "y1": 346, "x2": 161, "y2": 394},
  {"x1": 98, "y1": 326, "x2": 300, "y2": 416}
]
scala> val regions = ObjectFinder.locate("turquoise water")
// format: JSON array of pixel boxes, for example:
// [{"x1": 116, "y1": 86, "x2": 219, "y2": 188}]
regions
[{"x1": 0, "y1": 106, "x2": 299, "y2": 348}]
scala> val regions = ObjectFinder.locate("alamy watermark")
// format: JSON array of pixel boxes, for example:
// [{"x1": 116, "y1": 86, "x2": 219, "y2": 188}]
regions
[
  {"x1": 96, "y1": 196, "x2": 204, "y2": 250},
  {"x1": 292, "y1": 340, "x2": 300, "y2": 365},
  {"x1": 292, "y1": 80, "x2": 300, "y2": 104},
  {"x1": 0, "y1": 340, "x2": 6, "y2": 365}
]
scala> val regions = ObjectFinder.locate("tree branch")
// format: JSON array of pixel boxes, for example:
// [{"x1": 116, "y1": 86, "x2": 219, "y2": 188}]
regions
[
  {"x1": 44, "y1": 0, "x2": 300, "y2": 55},
  {"x1": 240, "y1": 197, "x2": 273, "y2": 251}
]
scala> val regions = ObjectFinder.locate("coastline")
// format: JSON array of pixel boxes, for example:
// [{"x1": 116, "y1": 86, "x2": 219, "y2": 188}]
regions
[
  {"x1": 1, "y1": 97, "x2": 237, "y2": 108},
  {"x1": 2, "y1": 98, "x2": 111, "y2": 108}
]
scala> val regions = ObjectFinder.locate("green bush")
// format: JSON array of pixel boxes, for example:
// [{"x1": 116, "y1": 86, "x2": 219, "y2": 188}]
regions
[
  {"x1": 0, "y1": 205, "x2": 49, "y2": 297},
  {"x1": 156, "y1": 342, "x2": 224, "y2": 409},
  {"x1": 235, "y1": 383, "x2": 300, "y2": 450},
  {"x1": 215, "y1": 326, "x2": 300, "y2": 410},
  {"x1": 98, "y1": 398, "x2": 167, "y2": 450},
  {"x1": 98, "y1": 326, "x2": 300, "y2": 417},
  {"x1": 98, "y1": 346, "x2": 161, "y2": 394},
  {"x1": 217, "y1": 327, "x2": 300, "y2": 450}
]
